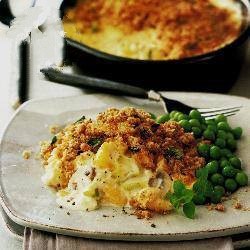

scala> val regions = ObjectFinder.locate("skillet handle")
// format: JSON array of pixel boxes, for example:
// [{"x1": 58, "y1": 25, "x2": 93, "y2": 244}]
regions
[{"x1": 41, "y1": 68, "x2": 148, "y2": 99}]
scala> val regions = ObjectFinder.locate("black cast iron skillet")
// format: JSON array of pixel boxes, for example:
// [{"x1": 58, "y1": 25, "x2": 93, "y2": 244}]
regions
[{"x1": 61, "y1": 0, "x2": 250, "y2": 93}]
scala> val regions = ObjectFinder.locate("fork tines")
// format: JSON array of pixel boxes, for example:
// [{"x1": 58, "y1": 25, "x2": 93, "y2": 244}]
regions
[{"x1": 198, "y1": 106, "x2": 242, "y2": 120}]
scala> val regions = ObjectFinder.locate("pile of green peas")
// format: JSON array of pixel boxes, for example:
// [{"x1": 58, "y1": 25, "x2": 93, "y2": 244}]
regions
[{"x1": 154, "y1": 110, "x2": 248, "y2": 204}]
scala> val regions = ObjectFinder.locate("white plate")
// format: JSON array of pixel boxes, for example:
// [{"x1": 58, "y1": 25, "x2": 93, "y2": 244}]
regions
[{"x1": 0, "y1": 92, "x2": 249, "y2": 241}]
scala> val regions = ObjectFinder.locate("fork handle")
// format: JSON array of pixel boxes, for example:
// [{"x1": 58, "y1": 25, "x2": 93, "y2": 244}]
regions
[{"x1": 41, "y1": 68, "x2": 149, "y2": 99}]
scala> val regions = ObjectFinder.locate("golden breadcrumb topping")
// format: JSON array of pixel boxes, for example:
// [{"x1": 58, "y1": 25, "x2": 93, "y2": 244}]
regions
[
  {"x1": 234, "y1": 202, "x2": 242, "y2": 209},
  {"x1": 215, "y1": 203, "x2": 225, "y2": 212},
  {"x1": 40, "y1": 108, "x2": 205, "y2": 189},
  {"x1": 49, "y1": 124, "x2": 61, "y2": 135},
  {"x1": 22, "y1": 150, "x2": 31, "y2": 160},
  {"x1": 64, "y1": 0, "x2": 242, "y2": 59}
]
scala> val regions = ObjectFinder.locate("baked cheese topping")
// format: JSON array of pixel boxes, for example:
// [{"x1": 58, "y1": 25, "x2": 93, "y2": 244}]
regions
[
  {"x1": 40, "y1": 108, "x2": 205, "y2": 217},
  {"x1": 63, "y1": 0, "x2": 243, "y2": 60}
]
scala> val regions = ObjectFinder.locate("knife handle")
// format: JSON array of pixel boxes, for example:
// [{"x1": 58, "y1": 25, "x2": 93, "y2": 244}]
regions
[{"x1": 41, "y1": 68, "x2": 148, "y2": 99}]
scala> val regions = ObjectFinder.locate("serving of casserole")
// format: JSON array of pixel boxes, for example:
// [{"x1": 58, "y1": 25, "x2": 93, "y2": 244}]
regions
[{"x1": 40, "y1": 108, "x2": 205, "y2": 218}]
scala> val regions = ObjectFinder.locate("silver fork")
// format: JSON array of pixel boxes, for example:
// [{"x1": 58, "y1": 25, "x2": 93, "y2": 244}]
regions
[
  {"x1": 147, "y1": 91, "x2": 242, "y2": 119},
  {"x1": 41, "y1": 68, "x2": 242, "y2": 119}
]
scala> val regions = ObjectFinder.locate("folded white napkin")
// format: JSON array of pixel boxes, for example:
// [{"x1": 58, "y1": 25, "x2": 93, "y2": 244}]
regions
[{"x1": 23, "y1": 228, "x2": 233, "y2": 250}]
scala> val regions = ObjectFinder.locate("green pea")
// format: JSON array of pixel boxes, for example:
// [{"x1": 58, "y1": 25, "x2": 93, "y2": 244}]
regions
[
  {"x1": 210, "y1": 146, "x2": 221, "y2": 159},
  {"x1": 220, "y1": 157, "x2": 227, "y2": 162},
  {"x1": 222, "y1": 166, "x2": 237, "y2": 178},
  {"x1": 201, "y1": 124, "x2": 207, "y2": 131},
  {"x1": 232, "y1": 127, "x2": 243, "y2": 140},
  {"x1": 179, "y1": 120, "x2": 192, "y2": 132},
  {"x1": 229, "y1": 157, "x2": 241, "y2": 169},
  {"x1": 200, "y1": 117, "x2": 206, "y2": 124},
  {"x1": 214, "y1": 185, "x2": 225, "y2": 196},
  {"x1": 189, "y1": 119, "x2": 201, "y2": 128},
  {"x1": 235, "y1": 172, "x2": 248, "y2": 186},
  {"x1": 220, "y1": 148, "x2": 233, "y2": 159},
  {"x1": 206, "y1": 161, "x2": 219, "y2": 175},
  {"x1": 197, "y1": 143, "x2": 210, "y2": 158},
  {"x1": 217, "y1": 121, "x2": 230, "y2": 131},
  {"x1": 170, "y1": 110, "x2": 178, "y2": 118},
  {"x1": 196, "y1": 168, "x2": 207, "y2": 178},
  {"x1": 210, "y1": 173, "x2": 225, "y2": 185},
  {"x1": 189, "y1": 109, "x2": 202, "y2": 121},
  {"x1": 217, "y1": 130, "x2": 227, "y2": 140},
  {"x1": 207, "y1": 124, "x2": 217, "y2": 133},
  {"x1": 226, "y1": 132, "x2": 234, "y2": 140},
  {"x1": 215, "y1": 138, "x2": 226, "y2": 148},
  {"x1": 220, "y1": 159, "x2": 230, "y2": 169},
  {"x1": 173, "y1": 112, "x2": 182, "y2": 121},
  {"x1": 206, "y1": 120, "x2": 216, "y2": 126},
  {"x1": 177, "y1": 113, "x2": 189, "y2": 122},
  {"x1": 156, "y1": 114, "x2": 170, "y2": 124},
  {"x1": 215, "y1": 114, "x2": 227, "y2": 124},
  {"x1": 192, "y1": 194, "x2": 206, "y2": 205},
  {"x1": 227, "y1": 138, "x2": 237, "y2": 151},
  {"x1": 225, "y1": 178, "x2": 238, "y2": 192},
  {"x1": 203, "y1": 129, "x2": 215, "y2": 141},
  {"x1": 210, "y1": 190, "x2": 222, "y2": 204},
  {"x1": 192, "y1": 127, "x2": 202, "y2": 138},
  {"x1": 149, "y1": 113, "x2": 157, "y2": 120}
]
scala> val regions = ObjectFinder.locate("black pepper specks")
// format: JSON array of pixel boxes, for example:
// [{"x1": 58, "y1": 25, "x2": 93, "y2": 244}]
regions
[{"x1": 122, "y1": 207, "x2": 128, "y2": 215}]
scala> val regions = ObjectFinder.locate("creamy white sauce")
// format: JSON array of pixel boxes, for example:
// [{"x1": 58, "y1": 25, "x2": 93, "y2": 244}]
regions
[
  {"x1": 42, "y1": 142, "x2": 174, "y2": 212},
  {"x1": 56, "y1": 164, "x2": 99, "y2": 211}
]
